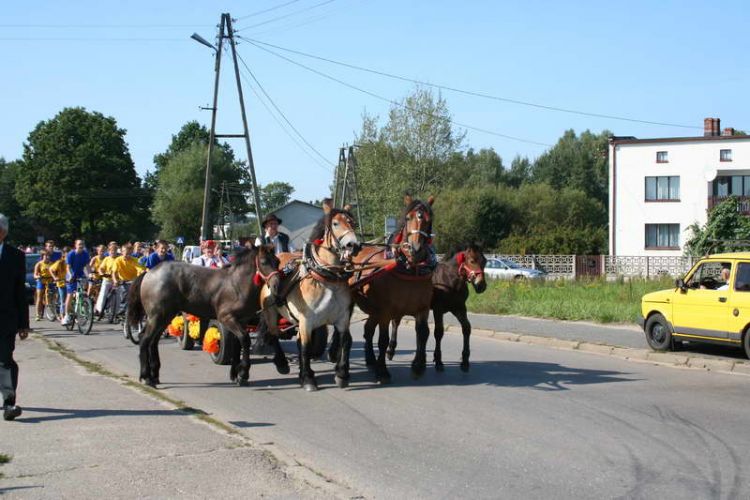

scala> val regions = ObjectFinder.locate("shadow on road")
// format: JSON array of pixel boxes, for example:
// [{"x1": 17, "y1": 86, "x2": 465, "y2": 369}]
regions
[{"x1": 14, "y1": 406, "x2": 207, "y2": 424}]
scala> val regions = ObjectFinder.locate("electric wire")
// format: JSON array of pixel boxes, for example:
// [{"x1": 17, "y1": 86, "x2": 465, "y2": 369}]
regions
[
  {"x1": 236, "y1": 0, "x2": 336, "y2": 31},
  {"x1": 240, "y1": 38, "x2": 552, "y2": 147},
  {"x1": 242, "y1": 37, "x2": 701, "y2": 130},
  {"x1": 236, "y1": 0, "x2": 303, "y2": 21},
  {"x1": 235, "y1": 51, "x2": 336, "y2": 169}
]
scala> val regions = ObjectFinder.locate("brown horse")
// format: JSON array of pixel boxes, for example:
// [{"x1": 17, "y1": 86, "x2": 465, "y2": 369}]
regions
[
  {"x1": 388, "y1": 244, "x2": 487, "y2": 372},
  {"x1": 261, "y1": 202, "x2": 360, "y2": 391},
  {"x1": 127, "y1": 245, "x2": 279, "y2": 387},
  {"x1": 341, "y1": 195, "x2": 436, "y2": 383}
]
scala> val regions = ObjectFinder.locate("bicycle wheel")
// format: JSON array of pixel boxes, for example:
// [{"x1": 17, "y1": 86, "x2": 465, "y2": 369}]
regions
[
  {"x1": 126, "y1": 318, "x2": 144, "y2": 345},
  {"x1": 107, "y1": 291, "x2": 119, "y2": 324},
  {"x1": 76, "y1": 295, "x2": 94, "y2": 335}
]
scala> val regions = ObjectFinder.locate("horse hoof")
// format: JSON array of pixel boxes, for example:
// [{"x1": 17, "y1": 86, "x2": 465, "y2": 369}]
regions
[
  {"x1": 435, "y1": 362, "x2": 445, "y2": 372},
  {"x1": 376, "y1": 372, "x2": 392, "y2": 384},
  {"x1": 335, "y1": 375, "x2": 349, "y2": 389},
  {"x1": 327, "y1": 351, "x2": 339, "y2": 364},
  {"x1": 237, "y1": 378, "x2": 249, "y2": 387},
  {"x1": 364, "y1": 354, "x2": 377, "y2": 366},
  {"x1": 411, "y1": 364, "x2": 426, "y2": 379},
  {"x1": 386, "y1": 350, "x2": 395, "y2": 361},
  {"x1": 303, "y1": 382, "x2": 318, "y2": 392},
  {"x1": 460, "y1": 362, "x2": 470, "y2": 373},
  {"x1": 275, "y1": 361, "x2": 290, "y2": 375}
]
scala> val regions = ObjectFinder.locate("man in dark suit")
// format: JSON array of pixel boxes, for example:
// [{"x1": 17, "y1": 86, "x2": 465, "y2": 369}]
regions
[{"x1": 0, "y1": 214, "x2": 30, "y2": 421}]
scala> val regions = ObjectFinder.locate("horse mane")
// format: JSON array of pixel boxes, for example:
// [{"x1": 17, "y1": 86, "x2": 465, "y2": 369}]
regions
[
  {"x1": 231, "y1": 246, "x2": 258, "y2": 267},
  {"x1": 308, "y1": 208, "x2": 356, "y2": 242},
  {"x1": 445, "y1": 243, "x2": 484, "y2": 260}
]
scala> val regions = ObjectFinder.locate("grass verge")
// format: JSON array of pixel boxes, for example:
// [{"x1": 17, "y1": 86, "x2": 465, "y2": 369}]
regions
[{"x1": 467, "y1": 276, "x2": 674, "y2": 324}]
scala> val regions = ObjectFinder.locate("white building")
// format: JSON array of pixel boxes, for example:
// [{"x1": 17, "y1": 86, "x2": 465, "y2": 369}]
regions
[
  {"x1": 609, "y1": 118, "x2": 750, "y2": 256},
  {"x1": 269, "y1": 200, "x2": 324, "y2": 249}
]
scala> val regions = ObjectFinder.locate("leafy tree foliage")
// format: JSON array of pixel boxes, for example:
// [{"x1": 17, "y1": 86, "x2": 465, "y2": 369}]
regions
[
  {"x1": 261, "y1": 181, "x2": 294, "y2": 212},
  {"x1": 0, "y1": 158, "x2": 36, "y2": 244},
  {"x1": 684, "y1": 196, "x2": 750, "y2": 256},
  {"x1": 151, "y1": 143, "x2": 249, "y2": 241},
  {"x1": 14, "y1": 107, "x2": 149, "y2": 242}
]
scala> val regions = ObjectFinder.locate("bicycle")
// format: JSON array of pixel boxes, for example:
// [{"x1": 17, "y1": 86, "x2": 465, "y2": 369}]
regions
[
  {"x1": 64, "y1": 277, "x2": 94, "y2": 335},
  {"x1": 97, "y1": 281, "x2": 120, "y2": 324},
  {"x1": 42, "y1": 280, "x2": 59, "y2": 322}
]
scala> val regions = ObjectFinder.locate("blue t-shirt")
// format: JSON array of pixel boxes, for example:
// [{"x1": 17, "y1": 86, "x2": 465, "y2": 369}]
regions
[
  {"x1": 50, "y1": 250, "x2": 63, "y2": 262},
  {"x1": 145, "y1": 252, "x2": 174, "y2": 269},
  {"x1": 66, "y1": 249, "x2": 91, "y2": 279}
]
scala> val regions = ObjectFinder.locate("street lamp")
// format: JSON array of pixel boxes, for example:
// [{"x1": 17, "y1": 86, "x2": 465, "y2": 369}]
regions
[{"x1": 190, "y1": 33, "x2": 216, "y2": 52}]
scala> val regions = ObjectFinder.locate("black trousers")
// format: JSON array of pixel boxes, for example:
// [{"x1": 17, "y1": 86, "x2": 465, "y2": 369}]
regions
[{"x1": 0, "y1": 329, "x2": 19, "y2": 405}]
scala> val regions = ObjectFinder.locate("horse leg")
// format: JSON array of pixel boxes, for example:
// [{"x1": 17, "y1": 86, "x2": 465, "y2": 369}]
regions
[
  {"x1": 433, "y1": 310, "x2": 445, "y2": 372},
  {"x1": 334, "y1": 317, "x2": 352, "y2": 389},
  {"x1": 297, "y1": 320, "x2": 317, "y2": 392},
  {"x1": 363, "y1": 316, "x2": 377, "y2": 367},
  {"x1": 222, "y1": 317, "x2": 251, "y2": 386},
  {"x1": 387, "y1": 317, "x2": 401, "y2": 361},
  {"x1": 270, "y1": 335, "x2": 290, "y2": 375},
  {"x1": 139, "y1": 314, "x2": 166, "y2": 386},
  {"x1": 327, "y1": 327, "x2": 340, "y2": 363},
  {"x1": 375, "y1": 320, "x2": 391, "y2": 384},
  {"x1": 456, "y1": 308, "x2": 472, "y2": 372},
  {"x1": 411, "y1": 311, "x2": 430, "y2": 378},
  {"x1": 149, "y1": 330, "x2": 162, "y2": 385}
]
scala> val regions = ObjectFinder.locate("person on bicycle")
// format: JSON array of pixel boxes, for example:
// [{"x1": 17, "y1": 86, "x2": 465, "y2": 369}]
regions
[
  {"x1": 44, "y1": 239, "x2": 62, "y2": 263},
  {"x1": 32, "y1": 249, "x2": 53, "y2": 321},
  {"x1": 60, "y1": 239, "x2": 90, "y2": 326},
  {"x1": 95, "y1": 241, "x2": 118, "y2": 315},
  {"x1": 112, "y1": 242, "x2": 145, "y2": 290},
  {"x1": 145, "y1": 240, "x2": 174, "y2": 270},
  {"x1": 48, "y1": 246, "x2": 70, "y2": 322},
  {"x1": 87, "y1": 244, "x2": 105, "y2": 298}
]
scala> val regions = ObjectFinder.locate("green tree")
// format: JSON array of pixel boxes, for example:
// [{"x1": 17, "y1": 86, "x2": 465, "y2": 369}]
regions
[
  {"x1": 152, "y1": 143, "x2": 249, "y2": 241},
  {"x1": 14, "y1": 107, "x2": 149, "y2": 242},
  {"x1": 261, "y1": 181, "x2": 294, "y2": 212},
  {"x1": 504, "y1": 155, "x2": 532, "y2": 188},
  {"x1": 0, "y1": 158, "x2": 36, "y2": 244},
  {"x1": 684, "y1": 196, "x2": 750, "y2": 256},
  {"x1": 532, "y1": 129, "x2": 611, "y2": 204}
]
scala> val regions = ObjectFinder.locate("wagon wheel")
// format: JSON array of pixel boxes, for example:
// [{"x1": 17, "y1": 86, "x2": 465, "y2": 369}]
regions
[
  {"x1": 209, "y1": 320, "x2": 238, "y2": 366},
  {"x1": 178, "y1": 313, "x2": 195, "y2": 350}
]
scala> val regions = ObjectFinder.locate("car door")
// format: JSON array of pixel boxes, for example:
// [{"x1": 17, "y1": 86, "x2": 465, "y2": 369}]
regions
[
  {"x1": 724, "y1": 261, "x2": 750, "y2": 345},
  {"x1": 671, "y1": 260, "x2": 732, "y2": 341}
]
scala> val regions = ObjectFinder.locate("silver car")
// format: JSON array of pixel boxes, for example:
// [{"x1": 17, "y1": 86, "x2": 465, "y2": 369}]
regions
[{"x1": 484, "y1": 258, "x2": 546, "y2": 280}]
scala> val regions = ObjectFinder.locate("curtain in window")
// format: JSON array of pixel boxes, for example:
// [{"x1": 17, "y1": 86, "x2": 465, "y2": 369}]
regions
[
  {"x1": 645, "y1": 178, "x2": 657, "y2": 200},
  {"x1": 732, "y1": 176, "x2": 743, "y2": 196},
  {"x1": 657, "y1": 177, "x2": 669, "y2": 200},
  {"x1": 669, "y1": 177, "x2": 680, "y2": 199},
  {"x1": 646, "y1": 225, "x2": 658, "y2": 247}
]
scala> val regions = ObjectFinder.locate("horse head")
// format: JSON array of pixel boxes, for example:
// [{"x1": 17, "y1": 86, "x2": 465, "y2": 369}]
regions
[
  {"x1": 457, "y1": 243, "x2": 487, "y2": 293},
  {"x1": 253, "y1": 244, "x2": 282, "y2": 297},
  {"x1": 397, "y1": 194, "x2": 434, "y2": 266},
  {"x1": 321, "y1": 199, "x2": 360, "y2": 262}
]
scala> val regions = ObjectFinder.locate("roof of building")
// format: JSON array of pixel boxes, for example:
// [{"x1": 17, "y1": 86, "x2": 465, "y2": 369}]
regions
[
  {"x1": 270, "y1": 199, "x2": 322, "y2": 213},
  {"x1": 610, "y1": 134, "x2": 750, "y2": 146}
]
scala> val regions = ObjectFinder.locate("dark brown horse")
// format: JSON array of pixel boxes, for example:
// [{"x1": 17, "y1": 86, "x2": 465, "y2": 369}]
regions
[
  {"x1": 127, "y1": 246, "x2": 279, "y2": 387},
  {"x1": 388, "y1": 244, "x2": 487, "y2": 372},
  {"x1": 339, "y1": 195, "x2": 436, "y2": 383}
]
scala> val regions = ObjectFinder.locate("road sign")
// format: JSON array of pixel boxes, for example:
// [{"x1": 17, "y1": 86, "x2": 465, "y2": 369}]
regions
[{"x1": 176, "y1": 236, "x2": 185, "y2": 245}]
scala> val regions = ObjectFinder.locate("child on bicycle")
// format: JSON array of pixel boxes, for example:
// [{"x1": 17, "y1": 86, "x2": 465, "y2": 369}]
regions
[{"x1": 32, "y1": 250, "x2": 53, "y2": 321}]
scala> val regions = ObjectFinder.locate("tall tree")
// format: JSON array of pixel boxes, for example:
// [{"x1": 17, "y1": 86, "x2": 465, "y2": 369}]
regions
[
  {"x1": 0, "y1": 158, "x2": 36, "y2": 244},
  {"x1": 14, "y1": 107, "x2": 149, "y2": 242},
  {"x1": 684, "y1": 196, "x2": 750, "y2": 256},
  {"x1": 260, "y1": 181, "x2": 294, "y2": 212},
  {"x1": 151, "y1": 142, "x2": 249, "y2": 241}
]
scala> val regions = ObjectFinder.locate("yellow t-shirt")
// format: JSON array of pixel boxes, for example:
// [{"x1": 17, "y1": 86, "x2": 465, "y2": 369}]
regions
[
  {"x1": 99, "y1": 255, "x2": 117, "y2": 278},
  {"x1": 113, "y1": 255, "x2": 145, "y2": 282},
  {"x1": 49, "y1": 259, "x2": 67, "y2": 288},
  {"x1": 90, "y1": 255, "x2": 105, "y2": 279},
  {"x1": 35, "y1": 260, "x2": 53, "y2": 282}
]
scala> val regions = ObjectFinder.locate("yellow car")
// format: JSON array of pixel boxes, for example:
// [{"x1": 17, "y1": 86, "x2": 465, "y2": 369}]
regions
[{"x1": 639, "y1": 252, "x2": 750, "y2": 359}]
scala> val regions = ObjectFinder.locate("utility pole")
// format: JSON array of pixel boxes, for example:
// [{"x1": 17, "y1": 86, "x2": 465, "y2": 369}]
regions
[
  {"x1": 333, "y1": 146, "x2": 347, "y2": 208},
  {"x1": 332, "y1": 145, "x2": 365, "y2": 239},
  {"x1": 197, "y1": 12, "x2": 264, "y2": 241}
]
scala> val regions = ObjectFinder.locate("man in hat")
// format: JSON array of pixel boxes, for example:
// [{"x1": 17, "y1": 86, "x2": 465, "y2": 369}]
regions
[{"x1": 255, "y1": 213, "x2": 295, "y2": 253}]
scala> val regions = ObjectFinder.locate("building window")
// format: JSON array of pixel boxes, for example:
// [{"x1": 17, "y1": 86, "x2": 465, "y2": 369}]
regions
[
  {"x1": 720, "y1": 149, "x2": 733, "y2": 162},
  {"x1": 645, "y1": 176, "x2": 680, "y2": 201},
  {"x1": 656, "y1": 151, "x2": 668, "y2": 163},
  {"x1": 713, "y1": 175, "x2": 750, "y2": 197},
  {"x1": 645, "y1": 224, "x2": 679, "y2": 249}
]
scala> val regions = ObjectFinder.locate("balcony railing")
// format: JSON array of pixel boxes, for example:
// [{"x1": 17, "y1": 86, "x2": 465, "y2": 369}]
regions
[{"x1": 708, "y1": 196, "x2": 750, "y2": 214}]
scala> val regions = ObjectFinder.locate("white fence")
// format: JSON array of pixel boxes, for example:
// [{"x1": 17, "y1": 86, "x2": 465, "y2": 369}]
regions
[{"x1": 485, "y1": 254, "x2": 699, "y2": 279}]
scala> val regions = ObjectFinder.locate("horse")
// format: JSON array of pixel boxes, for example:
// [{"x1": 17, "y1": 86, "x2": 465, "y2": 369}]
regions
[
  {"x1": 260, "y1": 201, "x2": 360, "y2": 392},
  {"x1": 388, "y1": 244, "x2": 487, "y2": 372},
  {"x1": 331, "y1": 195, "x2": 435, "y2": 383},
  {"x1": 127, "y1": 245, "x2": 280, "y2": 387}
]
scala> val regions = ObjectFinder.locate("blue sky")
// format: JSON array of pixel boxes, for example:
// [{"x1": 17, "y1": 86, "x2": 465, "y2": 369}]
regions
[{"x1": 1, "y1": 0, "x2": 747, "y2": 202}]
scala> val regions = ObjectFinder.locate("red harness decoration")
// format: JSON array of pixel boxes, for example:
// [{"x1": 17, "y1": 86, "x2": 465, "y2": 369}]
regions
[
  {"x1": 254, "y1": 255, "x2": 280, "y2": 287},
  {"x1": 457, "y1": 251, "x2": 483, "y2": 282}
]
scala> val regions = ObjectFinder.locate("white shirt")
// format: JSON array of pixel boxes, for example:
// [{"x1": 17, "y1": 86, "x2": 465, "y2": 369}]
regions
[
  {"x1": 191, "y1": 254, "x2": 228, "y2": 268},
  {"x1": 254, "y1": 232, "x2": 295, "y2": 254}
]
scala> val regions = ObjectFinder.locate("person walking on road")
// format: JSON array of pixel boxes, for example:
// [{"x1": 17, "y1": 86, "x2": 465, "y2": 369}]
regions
[{"x1": 0, "y1": 214, "x2": 30, "y2": 421}]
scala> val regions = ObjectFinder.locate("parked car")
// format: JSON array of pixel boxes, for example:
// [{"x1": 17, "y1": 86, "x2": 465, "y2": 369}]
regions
[
  {"x1": 639, "y1": 252, "x2": 750, "y2": 359},
  {"x1": 24, "y1": 253, "x2": 39, "y2": 304},
  {"x1": 181, "y1": 245, "x2": 201, "y2": 263},
  {"x1": 484, "y1": 258, "x2": 546, "y2": 280}
]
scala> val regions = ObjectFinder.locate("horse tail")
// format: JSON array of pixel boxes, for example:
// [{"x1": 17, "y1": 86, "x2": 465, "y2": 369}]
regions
[{"x1": 127, "y1": 272, "x2": 147, "y2": 326}]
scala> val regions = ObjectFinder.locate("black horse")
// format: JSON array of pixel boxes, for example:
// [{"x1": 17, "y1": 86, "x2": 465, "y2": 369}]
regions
[
  {"x1": 127, "y1": 246, "x2": 279, "y2": 387},
  {"x1": 387, "y1": 244, "x2": 487, "y2": 372}
]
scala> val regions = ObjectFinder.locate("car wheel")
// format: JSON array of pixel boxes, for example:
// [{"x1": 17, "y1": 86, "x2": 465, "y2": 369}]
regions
[
  {"x1": 644, "y1": 313, "x2": 673, "y2": 351},
  {"x1": 743, "y1": 330, "x2": 750, "y2": 360}
]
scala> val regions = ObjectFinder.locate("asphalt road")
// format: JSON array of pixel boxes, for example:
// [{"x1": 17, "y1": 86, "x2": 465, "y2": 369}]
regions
[{"x1": 30, "y1": 318, "x2": 750, "y2": 499}]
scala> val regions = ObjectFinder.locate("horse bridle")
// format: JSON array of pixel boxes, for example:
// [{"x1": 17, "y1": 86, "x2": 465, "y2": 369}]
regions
[
  {"x1": 254, "y1": 254, "x2": 281, "y2": 287},
  {"x1": 457, "y1": 251, "x2": 484, "y2": 283},
  {"x1": 396, "y1": 203, "x2": 433, "y2": 259}
]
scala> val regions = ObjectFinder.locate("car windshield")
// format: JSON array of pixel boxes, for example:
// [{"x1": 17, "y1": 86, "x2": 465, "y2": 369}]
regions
[{"x1": 502, "y1": 260, "x2": 522, "y2": 269}]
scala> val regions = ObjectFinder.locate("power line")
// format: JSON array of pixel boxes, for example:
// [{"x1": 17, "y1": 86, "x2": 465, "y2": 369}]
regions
[
  {"x1": 235, "y1": 51, "x2": 336, "y2": 169},
  {"x1": 236, "y1": 0, "x2": 303, "y2": 20},
  {"x1": 0, "y1": 23, "x2": 207, "y2": 28},
  {"x1": 0, "y1": 37, "x2": 185, "y2": 41},
  {"x1": 240, "y1": 37, "x2": 551, "y2": 147},
  {"x1": 243, "y1": 37, "x2": 701, "y2": 130},
  {"x1": 242, "y1": 10, "x2": 337, "y2": 37},
  {"x1": 236, "y1": 0, "x2": 336, "y2": 31}
]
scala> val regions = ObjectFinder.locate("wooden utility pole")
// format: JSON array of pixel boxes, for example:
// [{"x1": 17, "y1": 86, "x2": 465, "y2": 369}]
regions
[
  {"x1": 198, "y1": 12, "x2": 264, "y2": 241},
  {"x1": 332, "y1": 145, "x2": 364, "y2": 238}
]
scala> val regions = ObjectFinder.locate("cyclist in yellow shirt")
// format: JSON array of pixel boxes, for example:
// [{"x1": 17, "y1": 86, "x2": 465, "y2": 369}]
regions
[
  {"x1": 95, "y1": 241, "x2": 118, "y2": 315},
  {"x1": 87, "y1": 244, "x2": 106, "y2": 297},
  {"x1": 33, "y1": 250, "x2": 54, "y2": 321},
  {"x1": 113, "y1": 243, "x2": 146, "y2": 285},
  {"x1": 48, "y1": 247, "x2": 70, "y2": 322}
]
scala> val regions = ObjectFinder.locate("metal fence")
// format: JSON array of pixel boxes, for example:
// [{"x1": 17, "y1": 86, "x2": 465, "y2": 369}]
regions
[{"x1": 485, "y1": 254, "x2": 699, "y2": 279}]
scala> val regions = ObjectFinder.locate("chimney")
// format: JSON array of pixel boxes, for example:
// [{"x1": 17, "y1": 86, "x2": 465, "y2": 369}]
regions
[
  {"x1": 722, "y1": 127, "x2": 735, "y2": 137},
  {"x1": 704, "y1": 118, "x2": 714, "y2": 136},
  {"x1": 713, "y1": 117, "x2": 721, "y2": 136}
]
